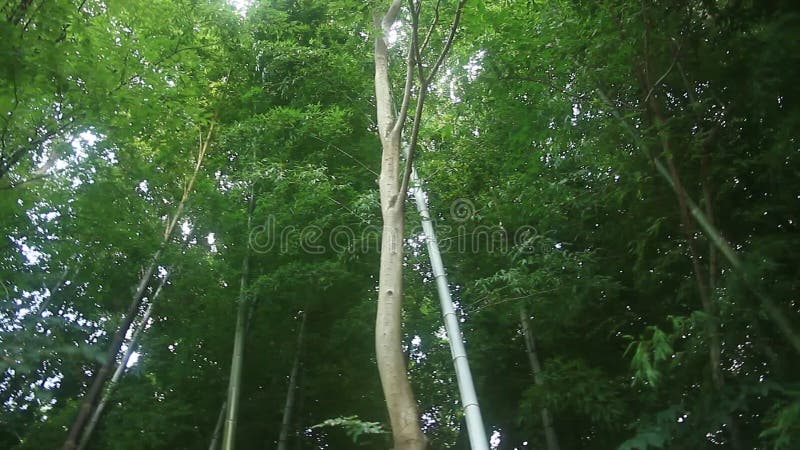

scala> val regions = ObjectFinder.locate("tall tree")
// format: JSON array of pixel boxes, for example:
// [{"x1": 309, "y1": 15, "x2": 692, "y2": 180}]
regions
[
  {"x1": 372, "y1": 1, "x2": 465, "y2": 448},
  {"x1": 3, "y1": 1, "x2": 800, "y2": 449},
  {"x1": 221, "y1": 186, "x2": 254, "y2": 450},
  {"x1": 62, "y1": 122, "x2": 214, "y2": 450}
]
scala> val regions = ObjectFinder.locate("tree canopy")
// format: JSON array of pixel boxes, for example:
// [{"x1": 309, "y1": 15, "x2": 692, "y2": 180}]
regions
[{"x1": 2, "y1": 1, "x2": 800, "y2": 449}]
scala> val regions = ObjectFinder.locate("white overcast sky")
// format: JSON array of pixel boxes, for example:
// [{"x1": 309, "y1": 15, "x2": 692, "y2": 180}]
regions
[{"x1": 229, "y1": 0, "x2": 252, "y2": 15}]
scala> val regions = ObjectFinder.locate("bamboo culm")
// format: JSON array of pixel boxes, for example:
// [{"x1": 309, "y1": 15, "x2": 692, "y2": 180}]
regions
[
  {"x1": 595, "y1": 88, "x2": 800, "y2": 356},
  {"x1": 209, "y1": 401, "x2": 227, "y2": 450},
  {"x1": 61, "y1": 247, "x2": 162, "y2": 450},
  {"x1": 61, "y1": 122, "x2": 214, "y2": 450},
  {"x1": 410, "y1": 165, "x2": 489, "y2": 450},
  {"x1": 277, "y1": 312, "x2": 307, "y2": 450},
  {"x1": 221, "y1": 185, "x2": 255, "y2": 450},
  {"x1": 76, "y1": 275, "x2": 169, "y2": 450},
  {"x1": 519, "y1": 306, "x2": 560, "y2": 450}
]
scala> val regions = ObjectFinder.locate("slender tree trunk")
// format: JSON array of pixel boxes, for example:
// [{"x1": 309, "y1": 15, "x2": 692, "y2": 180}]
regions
[
  {"x1": 278, "y1": 312, "x2": 307, "y2": 450},
  {"x1": 376, "y1": 196, "x2": 423, "y2": 450},
  {"x1": 372, "y1": 2, "x2": 464, "y2": 448},
  {"x1": 519, "y1": 306, "x2": 560, "y2": 450},
  {"x1": 634, "y1": 17, "x2": 744, "y2": 443},
  {"x1": 293, "y1": 367, "x2": 305, "y2": 450},
  {"x1": 62, "y1": 248, "x2": 161, "y2": 450},
  {"x1": 373, "y1": 3, "x2": 426, "y2": 449},
  {"x1": 62, "y1": 122, "x2": 213, "y2": 450},
  {"x1": 76, "y1": 275, "x2": 168, "y2": 450},
  {"x1": 221, "y1": 258, "x2": 249, "y2": 450},
  {"x1": 645, "y1": 90, "x2": 744, "y2": 450},
  {"x1": 596, "y1": 84, "x2": 800, "y2": 356},
  {"x1": 637, "y1": 0, "x2": 800, "y2": 357},
  {"x1": 210, "y1": 302, "x2": 262, "y2": 450},
  {"x1": 221, "y1": 186, "x2": 255, "y2": 450},
  {"x1": 209, "y1": 401, "x2": 227, "y2": 450},
  {"x1": 411, "y1": 165, "x2": 488, "y2": 450}
]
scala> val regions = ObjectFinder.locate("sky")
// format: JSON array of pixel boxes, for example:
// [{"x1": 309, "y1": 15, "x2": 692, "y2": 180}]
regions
[{"x1": 229, "y1": 0, "x2": 252, "y2": 15}]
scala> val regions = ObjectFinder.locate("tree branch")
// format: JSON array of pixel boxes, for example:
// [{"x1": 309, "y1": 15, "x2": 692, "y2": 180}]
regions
[
  {"x1": 390, "y1": 2, "x2": 419, "y2": 138},
  {"x1": 0, "y1": 172, "x2": 50, "y2": 190},
  {"x1": 396, "y1": 79, "x2": 426, "y2": 205},
  {"x1": 410, "y1": 0, "x2": 425, "y2": 81},
  {"x1": 419, "y1": 0, "x2": 441, "y2": 56},
  {"x1": 395, "y1": 0, "x2": 467, "y2": 206},
  {"x1": 642, "y1": 44, "x2": 681, "y2": 104},
  {"x1": 425, "y1": 0, "x2": 467, "y2": 85},
  {"x1": 0, "y1": 120, "x2": 73, "y2": 180},
  {"x1": 381, "y1": 0, "x2": 404, "y2": 35}
]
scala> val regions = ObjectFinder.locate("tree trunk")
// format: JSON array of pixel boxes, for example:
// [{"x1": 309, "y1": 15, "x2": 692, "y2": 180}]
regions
[
  {"x1": 411, "y1": 165, "x2": 488, "y2": 450},
  {"x1": 293, "y1": 367, "x2": 306, "y2": 450},
  {"x1": 212, "y1": 264, "x2": 259, "y2": 450},
  {"x1": 372, "y1": 2, "x2": 464, "y2": 447},
  {"x1": 519, "y1": 306, "x2": 560, "y2": 450},
  {"x1": 376, "y1": 203, "x2": 424, "y2": 450},
  {"x1": 76, "y1": 275, "x2": 168, "y2": 450},
  {"x1": 209, "y1": 401, "x2": 227, "y2": 450},
  {"x1": 277, "y1": 312, "x2": 307, "y2": 450},
  {"x1": 221, "y1": 258, "x2": 249, "y2": 450},
  {"x1": 634, "y1": 18, "x2": 744, "y2": 443},
  {"x1": 596, "y1": 84, "x2": 800, "y2": 356},
  {"x1": 61, "y1": 122, "x2": 213, "y2": 450},
  {"x1": 221, "y1": 186, "x2": 255, "y2": 450},
  {"x1": 373, "y1": 2, "x2": 426, "y2": 450},
  {"x1": 61, "y1": 248, "x2": 162, "y2": 450}
]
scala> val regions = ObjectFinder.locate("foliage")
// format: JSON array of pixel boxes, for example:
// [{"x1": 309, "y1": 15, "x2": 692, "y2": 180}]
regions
[
  {"x1": 1, "y1": 0, "x2": 799, "y2": 449},
  {"x1": 311, "y1": 415, "x2": 388, "y2": 443}
]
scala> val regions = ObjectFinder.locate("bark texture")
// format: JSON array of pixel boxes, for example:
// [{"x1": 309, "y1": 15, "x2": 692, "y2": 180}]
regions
[{"x1": 373, "y1": 2, "x2": 426, "y2": 449}]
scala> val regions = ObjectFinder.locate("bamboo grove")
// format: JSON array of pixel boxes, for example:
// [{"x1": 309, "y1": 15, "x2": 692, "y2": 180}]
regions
[{"x1": 2, "y1": 1, "x2": 800, "y2": 449}]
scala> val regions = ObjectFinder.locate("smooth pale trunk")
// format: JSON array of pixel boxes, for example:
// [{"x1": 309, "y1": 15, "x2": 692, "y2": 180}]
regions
[
  {"x1": 277, "y1": 312, "x2": 307, "y2": 450},
  {"x1": 519, "y1": 306, "x2": 560, "y2": 450},
  {"x1": 410, "y1": 166, "x2": 489, "y2": 450},
  {"x1": 373, "y1": 2, "x2": 426, "y2": 448},
  {"x1": 76, "y1": 275, "x2": 168, "y2": 450},
  {"x1": 376, "y1": 202, "x2": 426, "y2": 450}
]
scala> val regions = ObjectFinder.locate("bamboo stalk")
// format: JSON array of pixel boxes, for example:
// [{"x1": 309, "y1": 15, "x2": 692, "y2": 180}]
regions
[
  {"x1": 277, "y1": 312, "x2": 307, "y2": 450},
  {"x1": 76, "y1": 275, "x2": 169, "y2": 450},
  {"x1": 209, "y1": 402, "x2": 227, "y2": 450},
  {"x1": 221, "y1": 185, "x2": 255, "y2": 450},
  {"x1": 62, "y1": 121, "x2": 214, "y2": 450},
  {"x1": 410, "y1": 164, "x2": 489, "y2": 450},
  {"x1": 519, "y1": 306, "x2": 560, "y2": 450}
]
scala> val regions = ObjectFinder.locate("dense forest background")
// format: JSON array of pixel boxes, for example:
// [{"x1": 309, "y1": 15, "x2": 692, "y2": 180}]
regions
[{"x1": 2, "y1": 0, "x2": 800, "y2": 449}]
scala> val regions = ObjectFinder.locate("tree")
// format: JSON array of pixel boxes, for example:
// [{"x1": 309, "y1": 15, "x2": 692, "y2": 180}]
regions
[
  {"x1": 3, "y1": 1, "x2": 800, "y2": 449},
  {"x1": 371, "y1": 1, "x2": 465, "y2": 448}
]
